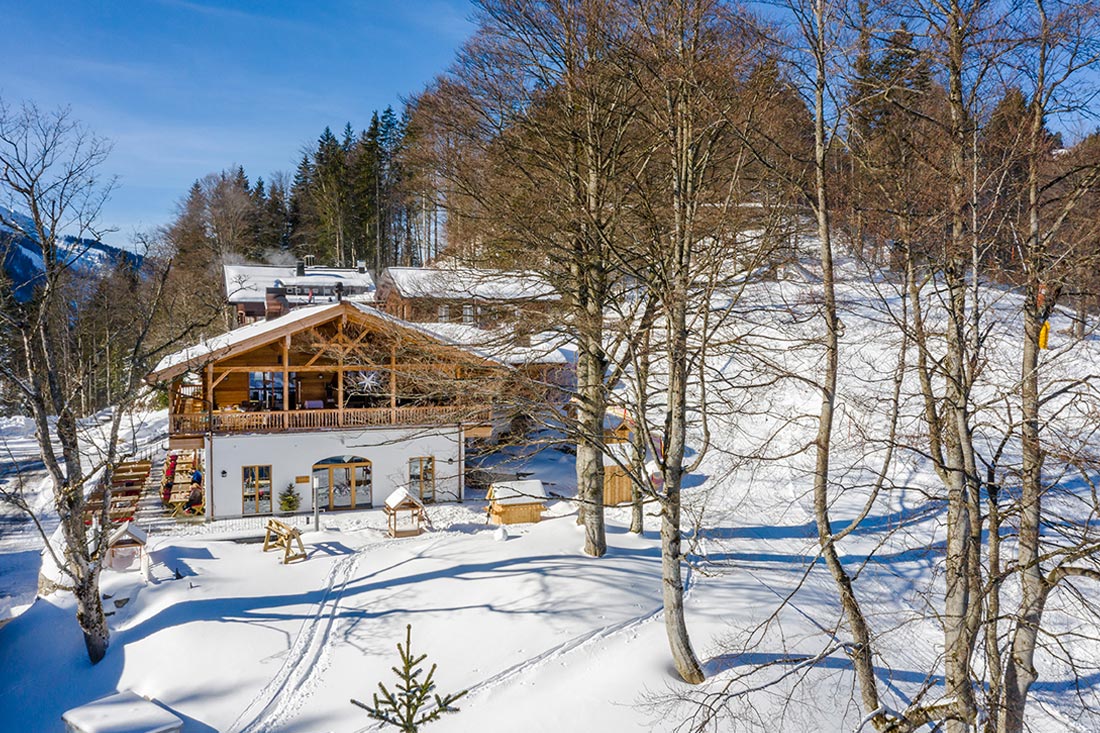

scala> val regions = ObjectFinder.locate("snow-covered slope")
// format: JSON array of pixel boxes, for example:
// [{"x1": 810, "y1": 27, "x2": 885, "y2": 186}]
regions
[
  {"x1": 0, "y1": 205, "x2": 141, "y2": 300},
  {"x1": 0, "y1": 255, "x2": 1098, "y2": 732}
]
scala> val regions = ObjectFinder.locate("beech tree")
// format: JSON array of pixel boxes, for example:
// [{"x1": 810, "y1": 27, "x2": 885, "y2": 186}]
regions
[{"x1": 409, "y1": 0, "x2": 650, "y2": 557}]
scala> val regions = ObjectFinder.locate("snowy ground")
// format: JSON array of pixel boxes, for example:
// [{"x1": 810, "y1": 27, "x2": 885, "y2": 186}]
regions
[{"x1": 2, "y1": 259, "x2": 1099, "y2": 732}]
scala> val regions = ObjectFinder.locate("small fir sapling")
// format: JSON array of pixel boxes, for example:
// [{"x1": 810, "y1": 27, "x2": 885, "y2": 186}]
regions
[
  {"x1": 351, "y1": 624, "x2": 467, "y2": 732},
  {"x1": 278, "y1": 483, "x2": 301, "y2": 513}
]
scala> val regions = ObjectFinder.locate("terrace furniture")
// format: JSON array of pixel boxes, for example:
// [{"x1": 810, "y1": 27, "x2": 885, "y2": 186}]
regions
[
  {"x1": 262, "y1": 518, "x2": 306, "y2": 564},
  {"x1": 166, "y1": 488, "x2": 196, "y2": 518}
]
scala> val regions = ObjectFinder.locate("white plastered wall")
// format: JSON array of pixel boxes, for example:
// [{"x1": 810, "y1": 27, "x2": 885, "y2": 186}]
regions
[{"x1": 205, "y1": 426, "x2": 463, "y2": 519}]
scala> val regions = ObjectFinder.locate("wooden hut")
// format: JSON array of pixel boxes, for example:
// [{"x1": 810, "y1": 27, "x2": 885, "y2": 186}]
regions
[
  {"x1": 105, "y1": 522, "x2": 148, "y2": 571},
  {"x1": 487, "y1": 479, "x2": 547, "y2": 525},
  {"x1": 603, "y1": 443, "x2": 635, "y2": 506},
  {"x1": 384, "y1": 487, "x2": 426, "y2": 538}
]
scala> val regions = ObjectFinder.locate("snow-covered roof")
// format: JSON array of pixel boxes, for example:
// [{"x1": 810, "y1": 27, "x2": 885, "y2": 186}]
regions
[
  {"x1": 381, "y1": 266, "x2": 558, "y2": 302},
  {"x1": 108, "y1": 521, "x2": 148, "y2": 547},
  {"x1": 148, "y1": 301, "x2": 511, "y2": 382},
  {"x1": 384, "y1": 487, "x2": 424, "y2": 510},
  {"x1": 488, "y1": 479, "x2": 547, "y2": 505},
  {"x1": 224, "y1": 264, "x2": 375, "y2": 303},
  {"x1": 61, "y1": 690, "x2": 182, "y2": 733},
  {"x1": 151, "y1": 302, "x2": 345, "y2": 378},
  {"x1": 604, "y1": 442, "x2": 635, "y2": 462},
  {"x1": 416, "y1": 323, "x2": 574, "y2": 365}
]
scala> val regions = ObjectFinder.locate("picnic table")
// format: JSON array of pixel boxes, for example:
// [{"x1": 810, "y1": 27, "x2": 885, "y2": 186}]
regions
[{"x1": 166, "y1": 487, "x2": 201, "y2": 517}]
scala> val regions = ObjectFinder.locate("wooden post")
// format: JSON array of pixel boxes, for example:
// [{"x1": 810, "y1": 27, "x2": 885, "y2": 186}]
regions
[
  {"x1": 337, "y1": 320, "x2": 345, "y2": 426},
  {"x1": 390, "y1": 342, "x2": 397, "y2": 423},
  {"x1": 282, "y1": 334, "x2": 290, "y2": 418}
]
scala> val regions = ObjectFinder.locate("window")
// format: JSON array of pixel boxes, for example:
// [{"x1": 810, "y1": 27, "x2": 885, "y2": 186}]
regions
[
  {"x1": 248, "y1": 371, "x2": 296, "y2": 410},
  {"x1": 462, "y1": 304, "x2": 475, "y2": 325},
  {"x1": 242, "y1": 465, "x2": 272, "y2": 515},
  {"x1": 409, "y1": 457, "x2": 435, "y2": 503},
  {"x1": 437, "y1": 304, "x2": 450, "y2": 322}
]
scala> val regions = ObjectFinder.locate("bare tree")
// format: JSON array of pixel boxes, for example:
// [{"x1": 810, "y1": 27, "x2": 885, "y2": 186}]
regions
[
  {"x1": 0, "y1": 99, "x2": 200, "y2": 664},
  {"x1": 409, "y1": 0, "x2": 649, "y2": 557}
]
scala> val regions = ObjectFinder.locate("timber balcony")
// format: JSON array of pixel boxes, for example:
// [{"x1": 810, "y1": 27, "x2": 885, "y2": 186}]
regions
[{"x1": 169, "y1": 405, "x2": 495, "y2": 437}]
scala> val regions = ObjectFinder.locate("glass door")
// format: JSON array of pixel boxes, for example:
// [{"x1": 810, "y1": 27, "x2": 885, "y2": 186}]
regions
[
  {"x1": 353, "y1": 464, "x2": 372, "y2": 507},
  {"x1": 331, "y1": 466, "x2": 353, "y2": 509},
  {"x1": 313, "y1": 469, "x2": 330, "y2": 512},
  {"x1": 311, "y1": 457, "x2": 372, "y2": 511}
]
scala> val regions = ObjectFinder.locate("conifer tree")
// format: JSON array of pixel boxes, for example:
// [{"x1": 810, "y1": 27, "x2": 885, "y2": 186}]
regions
[{"x1": 350, "y1": 624, "x2": 466, "y2": 733}]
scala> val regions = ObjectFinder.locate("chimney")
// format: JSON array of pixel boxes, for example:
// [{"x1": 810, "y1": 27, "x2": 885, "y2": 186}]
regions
[
  {"x1": 295, "y1": 260, "x2": 306, "y2": 277},
  {"x1": 357, "y1": 260, "x2": 366, "y2": 274},
  {"x1": 265, "y1": 287, "x2": 289, "y2": 320}
]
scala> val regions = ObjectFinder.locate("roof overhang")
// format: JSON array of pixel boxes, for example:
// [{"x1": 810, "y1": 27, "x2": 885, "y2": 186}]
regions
[{"x1": 146, "y1": 301, "x2": 510, "y2": 384}]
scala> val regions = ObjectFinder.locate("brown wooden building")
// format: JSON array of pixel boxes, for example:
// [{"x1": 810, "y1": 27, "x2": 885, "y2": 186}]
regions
[
  {"x1": 147, "y1": 301, "x2": 512, "y2": 519},
  {"x1": 375, "y1": 266, "x2": 559, "y2": 330}
]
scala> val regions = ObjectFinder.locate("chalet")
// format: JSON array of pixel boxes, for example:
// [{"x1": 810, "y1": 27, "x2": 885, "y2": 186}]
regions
[
  {"x1": 224, "y1": 260, "x2": 376, "y2": 326},
  {"x1": 375, "y1": 266, "x2": 558, "y2": 329},
  {"x1": 146, "y1": 300, "x2": 509, "y2": 520}
]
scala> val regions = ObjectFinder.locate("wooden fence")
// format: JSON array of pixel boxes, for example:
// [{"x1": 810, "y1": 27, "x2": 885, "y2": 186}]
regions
[{"x1": 171, "y1": 405, "x2": 493, "y2": 436}]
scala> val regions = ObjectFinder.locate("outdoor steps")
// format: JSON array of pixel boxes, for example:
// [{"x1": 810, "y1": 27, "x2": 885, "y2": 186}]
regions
[{"x1": 133, "y1": 457, "x2": 197, "y2": 534}]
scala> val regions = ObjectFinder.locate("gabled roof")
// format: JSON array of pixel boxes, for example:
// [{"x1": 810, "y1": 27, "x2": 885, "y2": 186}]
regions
[
  {"x1": 147, "y1": 301, "x2": 508, "y2": 383},
  {"x1": 380, "y1": 266, "x2": 558, "y2": 302},
  {"x1": 416, "y1": 323, "x2": 574, "y2": 365},
  {"x1": 108, "y1": 521, "x2": 148, "y2": 546},
  {"x1": 384, "y1": 487, "x2": 425, "y2": 510},
  {"x1": 224, "y1": 263, "x2": 375, "y2": 303}
]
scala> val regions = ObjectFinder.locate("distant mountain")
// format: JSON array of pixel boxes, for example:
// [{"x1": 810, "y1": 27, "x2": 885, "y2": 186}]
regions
[{"x1": 0, "y1": 206, "x2": 142, "y2": 301}]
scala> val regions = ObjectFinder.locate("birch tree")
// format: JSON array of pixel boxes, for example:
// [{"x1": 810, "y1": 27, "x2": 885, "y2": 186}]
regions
[{"x1": 0, "y1": 100, "x2": 197, "y2": 664}]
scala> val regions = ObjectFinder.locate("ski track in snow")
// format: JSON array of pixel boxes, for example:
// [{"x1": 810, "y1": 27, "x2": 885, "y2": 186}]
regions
[
  {"x1": 232, "y1": 550, "x2": 362, "y2": 733},
  {"x1": 451, "y1": 557, "x2": 696, "y2": 707},
  {"x1": 463, "y1": 595, "x2": 666, "y2": 700}
]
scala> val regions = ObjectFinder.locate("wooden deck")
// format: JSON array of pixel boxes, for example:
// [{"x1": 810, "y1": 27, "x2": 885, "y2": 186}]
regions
[{"x1": 170, "y1": 405, "x2": 494, "y2": 436}]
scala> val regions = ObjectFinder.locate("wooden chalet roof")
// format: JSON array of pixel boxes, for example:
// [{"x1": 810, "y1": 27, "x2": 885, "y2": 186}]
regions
[{"x1": 147, "y1": 301, "x2": 508, "y2": 383}]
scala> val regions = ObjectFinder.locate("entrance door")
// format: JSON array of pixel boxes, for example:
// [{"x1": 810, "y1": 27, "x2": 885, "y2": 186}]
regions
[{"x1": 311, "y1": 456, "x2": 372, "y2": 511}]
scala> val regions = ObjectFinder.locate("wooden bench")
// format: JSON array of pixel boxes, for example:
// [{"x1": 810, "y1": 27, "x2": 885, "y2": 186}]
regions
[{"x1": 262, "y1": 518, "x2": 306, "y2": 564}]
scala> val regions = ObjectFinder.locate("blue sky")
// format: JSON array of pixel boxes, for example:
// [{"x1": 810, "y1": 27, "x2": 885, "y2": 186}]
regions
[{"x1": 0, "y1": 0, "x2": 475, "y2": 241}]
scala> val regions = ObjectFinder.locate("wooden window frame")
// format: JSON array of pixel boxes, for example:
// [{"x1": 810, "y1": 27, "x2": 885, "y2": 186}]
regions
[
  {"x1": 242, "y1": 465, "x2": 273, "y2": 516},
  {"x1": 409, "y1": 456, "x2": 435, "y2": 503}
]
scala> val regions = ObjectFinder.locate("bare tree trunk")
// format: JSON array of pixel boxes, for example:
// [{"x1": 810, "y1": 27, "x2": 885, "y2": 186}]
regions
[
  {"x1": 576, "y1": 331, "x2": 607, "y2": 557},
  {"x1": 1000, "y1": 30, "x2": 1050, "y2": 727},
  {"x1": 805, "y1": 0, "x2": 884, "y2": 723},
  {"x1": 660, "y1": 470, "x2": 704, "y2": 684}
]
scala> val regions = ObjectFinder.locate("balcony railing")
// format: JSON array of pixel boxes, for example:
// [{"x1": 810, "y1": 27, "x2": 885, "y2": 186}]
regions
[{"x1": 170, "y1": 405, "x2": 494, "y2": 436}]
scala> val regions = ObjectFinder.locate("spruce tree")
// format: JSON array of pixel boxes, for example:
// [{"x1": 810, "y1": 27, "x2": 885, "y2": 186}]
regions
[{"x1": 350, "y1": 624, "x2": 466, "y2": 733}]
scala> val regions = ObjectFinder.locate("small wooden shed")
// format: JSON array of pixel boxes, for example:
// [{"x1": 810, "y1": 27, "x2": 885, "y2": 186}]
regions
[
  {"x1": 384, "y1": 487, "x2": 426, "y2": 538},
  {"x1": 106, "y1": 522, "x2": 148, "y2": 571},
  {"x1": 487, "y1": 479, "x2": 547, "y2": 525},
  {"x1": 603, "y1": 444, "x2": 635, "y2": 506}
]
